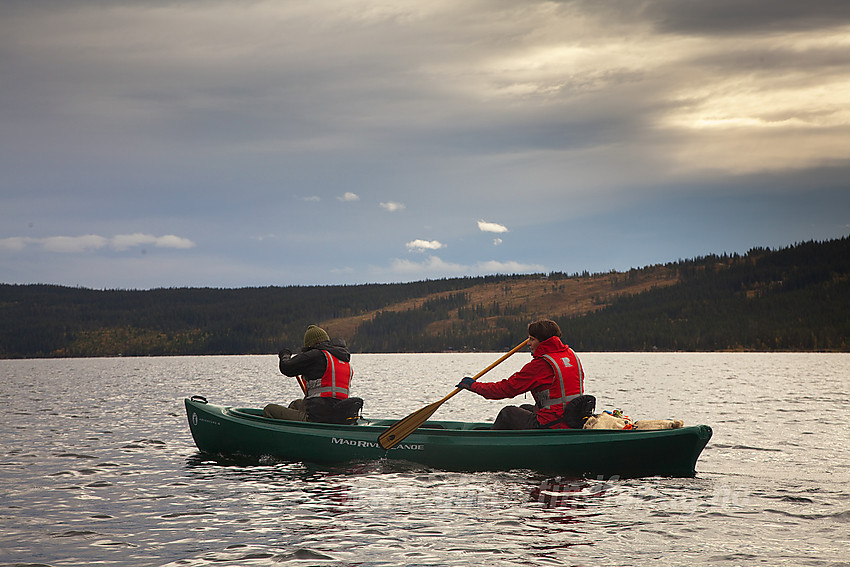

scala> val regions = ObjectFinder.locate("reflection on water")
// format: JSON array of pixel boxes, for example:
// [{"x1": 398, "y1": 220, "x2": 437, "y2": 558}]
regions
[{"x1": 1, "y1": 353, "x2": 849, "y2": 566}]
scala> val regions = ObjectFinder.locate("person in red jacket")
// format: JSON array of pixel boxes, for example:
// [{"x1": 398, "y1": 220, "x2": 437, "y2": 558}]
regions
[{"x1": 457, "y1": 319, "x2": 593, "y2": 429}]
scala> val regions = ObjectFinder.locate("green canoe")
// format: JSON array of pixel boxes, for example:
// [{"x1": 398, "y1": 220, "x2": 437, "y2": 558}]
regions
[{"x1": 185, "y1": 396, "x2": 712, "y2": 478}]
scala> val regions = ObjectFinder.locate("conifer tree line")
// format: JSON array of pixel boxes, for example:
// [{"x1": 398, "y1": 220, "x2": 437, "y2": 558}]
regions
[
  {"x1": 567, "y1": 237, "x2": 849, "y2": 352},
  {"x1": 1, "y1": 236, "x2": 847, "y2": 358}
]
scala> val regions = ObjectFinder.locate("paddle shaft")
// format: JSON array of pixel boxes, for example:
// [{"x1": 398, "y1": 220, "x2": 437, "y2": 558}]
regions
[
  {"x1": 296, "y1": 375, "x2": 307, "y2": 395},
  {"x1": 434, "y1": 337, "x2": 530, "y2": 406},
  {"x1": 377, "y1": 338, "x2": 529, "y2": 449}
]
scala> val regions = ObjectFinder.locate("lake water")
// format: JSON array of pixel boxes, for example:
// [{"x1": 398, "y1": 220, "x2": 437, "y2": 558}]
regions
[{"x1": 1, "y1": 352, "x2": 848, "y2": 566}]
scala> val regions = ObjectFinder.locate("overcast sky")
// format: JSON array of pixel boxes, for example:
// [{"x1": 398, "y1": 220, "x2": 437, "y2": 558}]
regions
[{"x1": 2, "y1": 0, "x2": 849, "y2": 289}]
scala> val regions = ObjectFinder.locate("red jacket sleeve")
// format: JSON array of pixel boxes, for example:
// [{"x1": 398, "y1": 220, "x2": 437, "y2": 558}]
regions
[{"x1": 470, "y1": 358, "x2": 554, "y2": 400}]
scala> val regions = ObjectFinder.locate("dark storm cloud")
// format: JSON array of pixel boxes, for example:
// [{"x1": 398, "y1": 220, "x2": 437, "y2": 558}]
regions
[
  {"x1": 1, "y1": 0, "x2": 848, "y2": 288},
  {"x1": 637, "y1": 0, "x2": 850, "y2": 35}
]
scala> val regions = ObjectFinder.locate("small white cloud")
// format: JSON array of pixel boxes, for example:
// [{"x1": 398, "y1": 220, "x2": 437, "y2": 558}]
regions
[
  {"x1": 406, "y1": 239, "x2": 445, "y2": 252},
  {"x1": 380, "y1": 201, "x2": 405, "y2": 212},
  {"x1": 302, "y1": 196, "x2": 321, "y2": 202},
  {"x1": 390, "y1": 255, "x2": 466, "y2": 274},
  {"x1": 476, "y1": 260, "x2": 544, "y2": 273},
  {"x1": 493, "y1": 238, "x2": 503, "y2": 246},
  {"x1": 378, "y1": 256, "x2": 543, "y2": 281},
  {"x1": 152, "y1": 235, "x2": 195, "y2": 249},
  {"x1": 0, "y1": 233, "x2": 195, "y2": 253},
  {"x1": 338, "y1": 192, "x2": 360, "y2": 202},
  {"x1": 111, "y1": 233, "x2": 195, "y2": 250},
  {"x1": 111, "y1": 233, "x2": 155, "y2": 250},
  {"x1": 0, "y1": 237, "x2": 32, "y2": 251},
  {"x1": 42, "y1": 235, "x2": 108, "y2": 253},
  {"x1": 478, "y1": 220, "x2": 509, "y2": 233}
]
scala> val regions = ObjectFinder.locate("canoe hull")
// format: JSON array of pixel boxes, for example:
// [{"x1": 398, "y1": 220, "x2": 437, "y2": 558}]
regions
[{"x1": 185, "y1": 397, "x2": 712, "y2": 478}]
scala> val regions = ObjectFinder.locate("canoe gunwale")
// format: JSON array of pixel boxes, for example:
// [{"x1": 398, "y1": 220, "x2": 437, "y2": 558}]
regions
[{"x1": 223, "y1": 404, "x2": 712, "y2": 440}]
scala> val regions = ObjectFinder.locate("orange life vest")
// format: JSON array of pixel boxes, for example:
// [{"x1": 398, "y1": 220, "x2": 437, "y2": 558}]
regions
[
  {"x1": 532, "y1": 349, "x2": 584, "y2": 413},
  {"x1": 305, "y1": 350, "x2": 352, "y2": 400}
]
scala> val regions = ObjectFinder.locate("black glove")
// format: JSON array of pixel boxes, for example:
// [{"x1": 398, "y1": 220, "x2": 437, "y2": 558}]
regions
[
  {"x1": 278, "y1": 348, "x2": 292, "y2": 360},
  {"x1": 456, "y1": 377, "x2": 475, "y2": 390}
]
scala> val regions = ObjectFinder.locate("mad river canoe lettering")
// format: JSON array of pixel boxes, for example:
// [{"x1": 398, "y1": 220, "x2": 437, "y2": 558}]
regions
[{"x1": 331, "y1": 437, "x2": 424, "y2": 451}]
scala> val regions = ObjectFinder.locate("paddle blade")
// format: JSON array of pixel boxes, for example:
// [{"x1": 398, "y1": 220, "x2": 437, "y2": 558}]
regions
[
  {"x1": 377, "y1": 338, "x2": 530, "y2": 450},
  {"x1": 377, "y1": 400, "x2": 443, "y2": 449}
]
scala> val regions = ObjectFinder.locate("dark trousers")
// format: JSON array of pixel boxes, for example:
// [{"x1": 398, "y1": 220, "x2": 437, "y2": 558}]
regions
[
  {"x1": 491, "y1": 404, "x2": 540, "y2": 430},
  {"x1": 263, "y1": 399, "x2": 308, "y2": 421}
]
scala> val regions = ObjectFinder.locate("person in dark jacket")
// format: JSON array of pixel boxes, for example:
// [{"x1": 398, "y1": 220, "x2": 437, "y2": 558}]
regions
[{"x1": 263, "y1": 325, "x2": 362, "y2": 424}]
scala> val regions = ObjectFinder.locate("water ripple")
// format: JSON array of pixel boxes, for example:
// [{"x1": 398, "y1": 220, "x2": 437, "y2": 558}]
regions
[{"x1": 1, "y1": 353, "x2": 848, "y2": 566}]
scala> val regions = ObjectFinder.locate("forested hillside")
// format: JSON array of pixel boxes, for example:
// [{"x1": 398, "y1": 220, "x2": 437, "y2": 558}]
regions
[
  {"x1": 1, "y1": 237, "x2": 848, "y2": 357},
  {"x1": 568, "y1": 237, "x2": 850, "y2": 351},
  {"x1": 0, "y1": 278, "x2": 497, "y2": 357}
]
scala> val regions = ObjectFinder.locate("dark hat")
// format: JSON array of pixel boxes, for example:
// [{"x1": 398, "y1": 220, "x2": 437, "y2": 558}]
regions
[{"x1": 303, "y1": 325, "x2": 330, "y2": 348}]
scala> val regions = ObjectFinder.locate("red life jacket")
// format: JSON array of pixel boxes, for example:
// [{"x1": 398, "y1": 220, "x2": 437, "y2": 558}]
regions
[
  {"x1": 305, "y1": 350, "x2": 352, "y2": 400},
  {"x1": 532, "y1": 347, "x2": 584, "y2": 423}
]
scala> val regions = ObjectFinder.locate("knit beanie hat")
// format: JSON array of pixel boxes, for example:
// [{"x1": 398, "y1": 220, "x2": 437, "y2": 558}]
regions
[{"x1": 303, "y1": 325, "x2": 330, "y2": 348}]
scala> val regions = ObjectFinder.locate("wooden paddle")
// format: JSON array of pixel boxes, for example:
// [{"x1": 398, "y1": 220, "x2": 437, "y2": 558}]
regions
[
  {"x1": 296, "y1": 375, "x2": 307, "y2": 395},
  {"x1": 377, "y1": 338, "x2": 530, "y2": 449}
]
